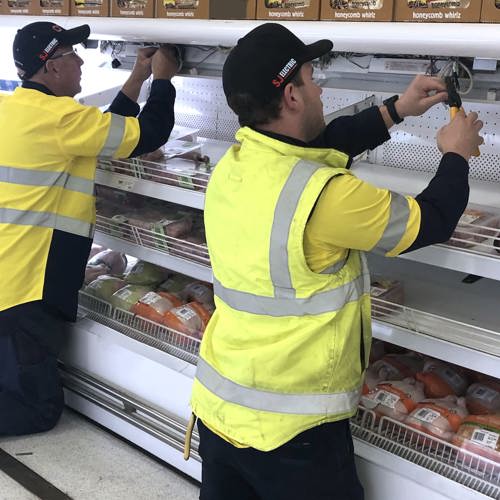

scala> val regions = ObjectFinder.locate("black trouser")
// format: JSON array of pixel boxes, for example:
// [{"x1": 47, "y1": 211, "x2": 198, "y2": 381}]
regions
[
  {"x1": 198, "y1": 419, "x2": 364, "y2": 500},
  {"x1": 0, "y1": 302, "x2": 66, "y2": 436}
]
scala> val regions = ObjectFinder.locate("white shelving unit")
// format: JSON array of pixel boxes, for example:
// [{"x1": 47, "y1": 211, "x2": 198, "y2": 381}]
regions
[{"x1": 2, "y1": 15, "x2": 497, "y2": 500}]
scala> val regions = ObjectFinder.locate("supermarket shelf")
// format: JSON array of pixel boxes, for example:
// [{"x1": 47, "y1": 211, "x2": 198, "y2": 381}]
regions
[
  {"x1": 79, "y1": 291, "x2": 201, "y2": 365},
  {"x1": 2, "y1": 17, "x2": 500, "y2": 58},
  {"x1": 95, "y1": 169, "x2": 205, "y2": 210},
  {"x1": 399, "y1": 245, "x2": 500, "y2": 282},
  {"x1": 93, "y1": 231, "x2": 213, "y2": 283}
]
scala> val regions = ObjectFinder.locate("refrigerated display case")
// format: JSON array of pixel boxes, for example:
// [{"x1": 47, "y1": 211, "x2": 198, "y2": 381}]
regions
[{"x1": 1, "y1": 16, "x2": 499, "y2": 500}]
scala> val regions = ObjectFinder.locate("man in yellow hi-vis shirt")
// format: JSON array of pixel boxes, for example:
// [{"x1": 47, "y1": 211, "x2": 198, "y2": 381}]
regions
[
  {"x1": 189, "y1": 23, "x2": 483, "y2": 499},
  {"x1": 0, "y1": 21, "x2": 179, "y2": 436}
]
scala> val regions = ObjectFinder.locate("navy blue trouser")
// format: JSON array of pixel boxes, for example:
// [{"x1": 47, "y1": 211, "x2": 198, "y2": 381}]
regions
[
  {"x1": 0, "y1": 302, "x2": 66, "y2": 436},
  {"x1": 198, "y1": 418, "x2": 364, "y2": 500}
]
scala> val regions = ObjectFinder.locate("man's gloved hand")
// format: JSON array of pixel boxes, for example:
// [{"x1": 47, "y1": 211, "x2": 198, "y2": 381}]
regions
[{"x1": 396, "y1": 75, "x2": 448, "y2": 118}]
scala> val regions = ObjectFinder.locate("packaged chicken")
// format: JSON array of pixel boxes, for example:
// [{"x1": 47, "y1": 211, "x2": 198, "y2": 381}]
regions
[
  {"x1": 363, "y1": 352, "x2": 424, "y2": 394},
  {"x1": 466, "y1": 381, "x2": 500, "y2": 415},
  {"x1": 405, "y1": 396, "x2": 469, "y2": 442},
  {"x1": 361, "y1": 378, "x2": 426, "y2": 422},
  {"x1": 89, "y1": 243, "x2": 105, "y2": 260},
  {"x1": 416, "y1": 359, "x2": 469, "y2": 398},
  {"x1": 158, "y1": 273, "x2": 196, "y2": 296},
  {"x1": 182, "y1": 281, "x2": 215, "y2": 309},
  {"x1": 88, "y1": 250, "x2": 127, "y2": 275},
  {"x1": 111, "y1": 285, "x2": 153, "y2": 312},
  {"x1": 125, "y1": 261, "x2": 171, "y2": 286},
  {"x1": 448, "y1": 208, "x2": 500, "y2": 249},
  {"x1": 162, "y1": 302, "x2": 212, "y2": 339},
  {"x1": 370, "y1": 278, "x2": 404, "y2": 319},
  {"x1": 452, "y1": 414, "x2": 500, "y2": 464},
  {"x1": 131, "y1": 291, "x2": 183, "y2": 324},
  {"x1": 84, "y1": 276, "x2": 127, "y2": 302}
]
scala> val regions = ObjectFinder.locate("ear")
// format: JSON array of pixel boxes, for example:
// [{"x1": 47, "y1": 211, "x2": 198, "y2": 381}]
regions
[
  {"x1": 45, "y1": 59, "x2": 61, "y2": 79},
  {"x1": 282, "y1": 80, "x2": 303, "y2": 114}
]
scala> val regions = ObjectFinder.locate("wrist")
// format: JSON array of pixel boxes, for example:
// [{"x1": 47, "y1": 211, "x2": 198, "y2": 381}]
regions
[
  {"x1": 383, "y1": 95, "x2": 404, "y2": 124},
  {"x1": 394, "y1": 100, "x2": 407, "y2": 119}
]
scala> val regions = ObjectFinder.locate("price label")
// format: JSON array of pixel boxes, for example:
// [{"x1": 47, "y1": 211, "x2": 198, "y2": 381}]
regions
[
  {"x1": 471, "y1": 429, "x2": 499, "y2": 450},
  {"x1": 111, "y1": 176, "x2": 135, "y2": 192},
  {"x1": 413, "y1": 408, "x2": 440, "y2": 424},
  {"x1": 373, "y1": 390, "x2": 400, "y2": 409}
]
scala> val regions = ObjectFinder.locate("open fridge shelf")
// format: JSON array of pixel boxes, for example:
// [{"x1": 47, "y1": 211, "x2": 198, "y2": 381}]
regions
[
  {"x1": 78, "y1": 292, "x2": 200, "y2": 365},
  {"x1": 351, "y1": 407, "x2": 500, "y2": 499},
  {"x1": 94, "y1": 218, "x2": 212, "y2": 283}
]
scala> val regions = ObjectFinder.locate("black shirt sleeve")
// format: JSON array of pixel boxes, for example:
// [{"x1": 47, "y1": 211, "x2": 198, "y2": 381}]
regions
[
  {"x1": 106, "y1": 91, "x2": 141, "y2": 117},
  {"x1": 309, "y1": 106, "x2": 391, "y2": 156},
  {"x1": 404, "y1": 152, "x2": 469, "y2": 253},
  {"x1": 128, "y1": 79, "x2": 176, "y2": 158}
]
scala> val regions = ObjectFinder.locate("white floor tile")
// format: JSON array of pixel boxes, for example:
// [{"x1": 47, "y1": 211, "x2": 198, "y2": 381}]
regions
[
  {"x1": 0, "y1": 471, "x2": 38, "y2": 500},
  {"x1": 0, "y1": 409, "x2": 199, "y2": 500}
]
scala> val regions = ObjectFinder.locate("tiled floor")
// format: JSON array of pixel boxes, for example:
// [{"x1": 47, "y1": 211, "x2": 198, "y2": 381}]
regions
[{"x1": 0, "y1": 409, "x2": 199, "y2": 500}]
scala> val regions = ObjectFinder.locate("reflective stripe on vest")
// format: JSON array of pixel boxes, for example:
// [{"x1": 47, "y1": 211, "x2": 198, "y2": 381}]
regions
[
  {"x1": 99, "y1": 113, "x2": 126, "y2": 158},
  {"x1": 372, "y1": 191, "x2": 410, "y2": 255},
  {"x1": 0, "y1": 165, "x2": 94, "y2": 195},
  {"x1": 196, "y1": 357, "x2": 361, "y2": 415},
  {"x1": 0, "y1": 207, "x2": 94, "y2": 238},
  {"x1": 213, "y1": 272, "x2": 367, "y2": 317}
]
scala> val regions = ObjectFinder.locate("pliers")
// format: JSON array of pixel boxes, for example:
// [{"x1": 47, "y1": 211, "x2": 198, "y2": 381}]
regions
[{"x1": 444, "y1": 75, "x2": 480, "y2": 157}]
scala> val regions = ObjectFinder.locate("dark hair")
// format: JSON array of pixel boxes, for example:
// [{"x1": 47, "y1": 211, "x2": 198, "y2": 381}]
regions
[{"x1": 227, "y1": 70, "x2": 304, "y2": 128}]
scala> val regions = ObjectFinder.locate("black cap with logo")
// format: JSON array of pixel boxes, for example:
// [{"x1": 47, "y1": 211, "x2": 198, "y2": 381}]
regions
[
  {"x1": 222, "y1": 23, "x2": 333, "y2": 104},
  {"x1": 13, "y1": 22, "x2": 90, "y2": 80}
]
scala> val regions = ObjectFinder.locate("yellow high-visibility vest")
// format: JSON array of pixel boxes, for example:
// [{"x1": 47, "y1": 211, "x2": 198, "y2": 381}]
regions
[
  {"x1": 0, "y1": 87, "x2": 139, "y2": 313},
  {"x1": 191, "y1": 127, "x2": 372, "y2": 451}
]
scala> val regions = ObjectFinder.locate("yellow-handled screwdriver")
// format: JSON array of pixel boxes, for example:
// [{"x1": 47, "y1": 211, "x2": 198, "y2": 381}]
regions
[{"x1": 445, "y1": 76, "x2": 480, "y2": 157}]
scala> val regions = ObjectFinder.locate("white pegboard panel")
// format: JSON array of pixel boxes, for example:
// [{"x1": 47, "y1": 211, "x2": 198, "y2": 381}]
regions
[
  {"x1": 369, "y1": 94, "x2": 500, "y2": 183},
  {"x1": 172, "y1": 75, "x2": 372, "y2": 143}
]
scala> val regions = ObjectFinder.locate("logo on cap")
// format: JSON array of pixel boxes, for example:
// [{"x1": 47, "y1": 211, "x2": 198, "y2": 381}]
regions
[
  {"x1": 272, "y1": 58, "x2": 297, "y2": 88},
  {"x1": 38, "y1": 37, "x2": 59, "y2": 61}
]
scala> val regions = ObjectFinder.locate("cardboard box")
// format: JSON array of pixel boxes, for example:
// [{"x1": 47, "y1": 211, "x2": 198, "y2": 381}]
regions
[
  {"x1": 320, "y1": 0, "x2": 394, "y2": 21},
  {"x1": 256, "y1": 0, "x2": 321, "y2": 20},
  {"x1": 394, "y1": 1, "x2": 481, "y2": 23},
  {"x1": 156, "y1": 0, "x2": 256, "y2": 18},
  {"x1": 110, "y1": 0, "x2": 154, "y2": 17},
  {"x1": 481, "y1": 0, "x2": 500, "y2": 22},
  {"x1": 3, "y1": 0, "x2": 70, "y2": 15},
  {"x1": 70, "y1": 0, "x2": 109, "y2": 15}
]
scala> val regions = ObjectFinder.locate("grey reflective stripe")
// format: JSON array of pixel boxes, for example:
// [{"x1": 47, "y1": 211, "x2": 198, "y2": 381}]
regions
[
  {"x1": 99, "y1": 113, "x2": 126, "y2": 158},
  {"x1": 372, "y1": 191, "x2": 410, "y2": 255},
  {"x1": 196, "y1": 357, "x2": 361, "y2": 416},
  {"x1": 0, "y1": 207, "x2": 94, "y2": 238},
  {"x1": 270, "y1": 160, "x2": 322, "y2": 299},
  {"x1": 214, "y1": 272, "x2": 365, "y2": 317},
  {"x1": 0, "y1": 165, "x2": 94, "y2": 195},
  {"x1": 359, "y1": 251, "x2": 371, "y2": 294},
  {"x1": 320, "y1": 257, "x2": 347, "y2": 275}
]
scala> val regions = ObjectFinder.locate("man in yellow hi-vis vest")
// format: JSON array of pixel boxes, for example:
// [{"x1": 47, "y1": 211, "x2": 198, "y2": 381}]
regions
[
  {"x1": 0, "y1": 21, "x2": 179, "y2": 436},
  {"x1": 189, "y1": 23, "x2": 483, "y2": 499}
]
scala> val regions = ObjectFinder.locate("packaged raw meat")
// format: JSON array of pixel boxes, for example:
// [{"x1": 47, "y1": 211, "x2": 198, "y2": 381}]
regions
[
  {"x1": 89, "y1": 243, "x2": 105, "y2": 259},
  {"x1": 127, "y1": 209, "x2": 193, "y2": 250},
  {"x1": 466, "y1": 380, "x2": 500, "y2": 415},
  {"x1": 416, "y1": 359, "x2": 469, "y2": 398},
  {"x1": 405, "y1": 396, "x2": 469, "y2": 442},
  {"x1": 370, "y1": 278, "x2": 404, "y2": 319},
  {"x1": 452, "y1": 414, "x2": 500, "y2": 464},
  {"x1": 158, "y1": 273, "x2": 196, "y2": 296},
  {"x1": 88, "y1": 250, "x2": 127, "y2": 275},
  {"x1": 361, "y1": 378, "x2": 426, "y2": 421},
  {"x1": 84, "y1": 264, "x2": 110, "y2": 285},
  {"x1": 84, "y1": 276, "x2": 127, "y2": 302},
  {"x1": 162, "y1": 302, "x2": 212, "y2": 339},
  {"x1": 363, "y1": 352, "x2": 424, "y2": 394},
  {"x1": 111, "y1": 285, "x2": 153, "y2": 312},
  {"x1": 182, "y1": 281, "x2": 214, "y2": 309},
  {"x1": 125, "y1": 261, "x2": 171, "y2": 286},
  {"x1": 131, "y1": 291, "x2": 183, "y2": 324},
  {"x1": 448, "y1": 208, "x2": 500, "y2": 249}
]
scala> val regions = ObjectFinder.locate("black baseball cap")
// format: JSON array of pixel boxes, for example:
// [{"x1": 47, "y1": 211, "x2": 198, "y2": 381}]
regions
[
  {"x1": 13, "y1": 22, "x2": 90, "y2": 80},
  {"x1": 223, "y1": 23, "x2": 333, "y2": 104}
]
